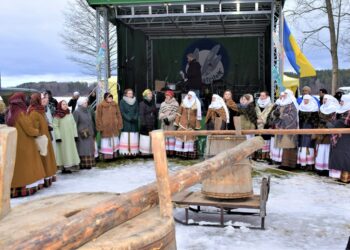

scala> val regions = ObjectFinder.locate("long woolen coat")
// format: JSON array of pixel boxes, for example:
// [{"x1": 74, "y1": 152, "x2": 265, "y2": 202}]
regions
[
  {"x1": 96, "y1": 100, "x2": 123, "y2": 138},
  {"x1": 73, "y1": 107, "x2": 95, "y2": 156},
  {"x1": 139, "y1": 99, "x2": 157, "y2": 135},
  {"x1": 158, "y1": 97, "x2": 179, "y2": 131},
  {"x1": 53, "y1": 114, "x2": 80, "y2": 167},
  {"x1": 11, "y1": 113, "x2": 46, "y2": 188},
  {"x1": 29, "y1": 111, "x2": 57, "y2": 177},
  {"x1": 174, "y1": 102, "x2": 201, "y2": 141},
  {"x1": 120, "y1": 98, "x2": 139, "y2": 132}
]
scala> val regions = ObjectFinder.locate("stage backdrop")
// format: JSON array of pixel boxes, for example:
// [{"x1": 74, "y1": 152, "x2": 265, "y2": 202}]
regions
[{"x1": 153, "y1": 37, "x2": 261, "y2": 97}]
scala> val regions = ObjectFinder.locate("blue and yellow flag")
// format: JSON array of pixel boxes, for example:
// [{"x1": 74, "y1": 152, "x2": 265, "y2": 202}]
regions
[{"x1": 283, "y1": 20, "x2": 316, "y2": 78}]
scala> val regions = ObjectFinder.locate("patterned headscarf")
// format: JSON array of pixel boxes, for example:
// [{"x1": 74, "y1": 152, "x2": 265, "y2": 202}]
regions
[
  {"x1": 28, "y1": 93, "x2": 45, "y2": 114},
  {"x1": 54, "y1": 100, "x2": 70, "y2": 119}
]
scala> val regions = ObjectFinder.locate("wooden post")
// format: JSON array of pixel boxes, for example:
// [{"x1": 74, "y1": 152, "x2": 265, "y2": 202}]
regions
[
  {"x1": 151, "y1": 130, "x2": 173, "y2": 218},
  {"x1": 233, "y1": 117, "x2": 242, "y2": 135},
  {"x1": 2, "y1": 137, "x2": 265, "y2": 250},
  {"x1": 0, "y1": 126, "x2": 17, "y2": 220}
]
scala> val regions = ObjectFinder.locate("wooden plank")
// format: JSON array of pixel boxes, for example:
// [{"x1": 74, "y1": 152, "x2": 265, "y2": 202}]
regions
[
  {"x1": 173, "y1": 191, "x2": 260, "y2": 209},
  {"x1": 1, "y1": 136, "x2": 264, "y2": 250},
  {"x1": 163, "y1": 128, "x2": 350, "y2": 136}
]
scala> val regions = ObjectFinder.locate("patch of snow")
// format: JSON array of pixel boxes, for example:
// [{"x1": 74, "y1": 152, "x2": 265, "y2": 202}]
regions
[{"x1": 9, "y1": 159, "x2": 350, "y2": 250}]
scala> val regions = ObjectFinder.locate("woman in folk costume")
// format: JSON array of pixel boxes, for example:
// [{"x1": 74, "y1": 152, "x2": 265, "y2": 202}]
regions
[
  {"x1": 43, "y1": 91, "x2": 57, "y2": 158},
  {"x1": 266, "y1": 102, "x2": 283, "y2": 163},
  {"x1": 96, "y1": 93, "x2": 123, "y2": 159},
  {"x1": 255, "y1": 91, "x2": 274, "y2": 161},
  {"x1": 223, "y1": 90, "x2": 239, "y2": 130},
  {"x1": 297, "y1": 94, "x2": 320, "y2": 170},
  {"x1": 273, "y1": 89, "x2": 299, "y2": 170},
  {"x1": 119, "y1": 89, "x2": 139, "y2": 156},
  {"x1": 5, "y1": 93, "x2": 46, "y2": 198},
  {"x1": 53, "y1": 100, "x2": 80, "y2": 173},
  {"x1": 28, "y1": 93, "x2": 57, "y2": 187},
  {"x1": 139, "y1": 89, "x2": 157, "y2": 155},
  {"x1": 238, "y1": 94, "x2": 257, "y2": 139},
  {"x1": 205, "y1": 94, "x2": 229, "y2": 130},
  {"x1": 174, "y1": 91, "x2": 202, "y2": 159},
  {"x1": 158, "y1": 90, "x2": 179, "y2": 156},
  {"x1": 73, "y1": 97, "x2": 96, "y2": 169},
  {"x1": 315, "y1": 94, "x2": 339, "y2": 176},
  {"x1": 327, "y1": 94, "x2": 350, "y2": 183}
]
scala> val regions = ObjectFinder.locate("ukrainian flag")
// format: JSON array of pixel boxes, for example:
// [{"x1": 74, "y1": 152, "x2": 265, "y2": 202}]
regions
[{"x1": 283, "y1": 20, "x2": 316, "y2": 78}]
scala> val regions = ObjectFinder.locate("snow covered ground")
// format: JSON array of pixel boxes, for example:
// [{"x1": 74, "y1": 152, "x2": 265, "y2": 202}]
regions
[{"x1": 11, "y1": 159, "x2": 350, "y2": 250}]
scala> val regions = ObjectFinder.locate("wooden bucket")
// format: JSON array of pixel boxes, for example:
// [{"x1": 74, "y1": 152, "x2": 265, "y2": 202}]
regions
[
  {"x1": 204, "y1": 135, "x2": 246, "y2": 158},
  {"x1": 202, "y1": 135, "x2": 253, "y2": 199},
  {"x1": 0, "y1": 193, "x2": 176, "y2": 250}
]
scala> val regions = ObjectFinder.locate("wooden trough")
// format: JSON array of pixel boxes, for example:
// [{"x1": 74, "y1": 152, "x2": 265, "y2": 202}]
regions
[{"x1": 0, "y1": 128, "x2": 264, "y2": 250}]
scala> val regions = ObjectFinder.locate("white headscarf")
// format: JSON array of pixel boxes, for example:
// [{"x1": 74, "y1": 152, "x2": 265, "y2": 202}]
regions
[
  {"x1": 209, "y1": 94, "x2": 230, "y2": 123},
  {"x1": 337, "y1": 94, "x2": 350, "y2": 114},
  {"x1": 257, "y1": 96, "x2": 272, "y2": 109},
  {"x1": 275, "y1": 89, "x2": 298, "y2": 109},
  {"x1": 299, "y1": 94, "x2": 319, "y2": 112},
  {"x1": 77, "y1": 97, "x2": 88, "y2": 110},
  {"x1": 320, "y1": 94, "x2": 340, "y2": 115},
  {"x1": 183, "y1": 91, "x2": 202, "y2": 120}
]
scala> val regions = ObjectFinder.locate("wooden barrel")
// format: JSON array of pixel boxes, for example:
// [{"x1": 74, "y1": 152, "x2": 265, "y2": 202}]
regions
[
  {"x1": 0, "y1": 193, "x2": 176, "y2": 250},
  {"x1": 204, "y1": 135, "x2": 246, "y2": 158},
  {"x1": 202, "y1": 135, "x2": 253, "y2": 199}
]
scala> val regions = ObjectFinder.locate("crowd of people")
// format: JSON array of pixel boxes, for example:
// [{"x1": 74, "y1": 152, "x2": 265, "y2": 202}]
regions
[{"x1": 2, "y1": 85, "x2": 350, "y2": 198}]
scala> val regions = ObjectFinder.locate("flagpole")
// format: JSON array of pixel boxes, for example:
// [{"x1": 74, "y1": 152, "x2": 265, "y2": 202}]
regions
[{"x1": 279, "y1": 8, "x2": 284, "y2": 92}]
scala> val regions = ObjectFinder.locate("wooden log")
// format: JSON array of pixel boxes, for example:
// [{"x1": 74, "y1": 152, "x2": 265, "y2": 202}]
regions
[
  {"x1": 2, "y1": 136, "x2": 264, "y2": 250},
  {"x1": 151, "y1": 131, "x2": 173, "y2": 218},
  {"x1": 0, "y1": 125, "x2": 17, "y2": 220},
  {"x1": 163, "y1": 128, "x2": 350, "y2": 136}
]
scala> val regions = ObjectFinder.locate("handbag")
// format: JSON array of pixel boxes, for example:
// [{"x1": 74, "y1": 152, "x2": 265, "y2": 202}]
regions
[
  {"x1": 80, "y1": 128, "x2": 91, "y2": 139},
  {"x1": 35, "y1": 135, "x2": 48, "y2": 156}
]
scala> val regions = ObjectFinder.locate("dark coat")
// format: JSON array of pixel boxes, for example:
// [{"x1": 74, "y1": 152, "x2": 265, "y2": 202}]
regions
[
  {"x1": 329, "y1": 111, "x2": 350, "y2": 172},
  {"x1": 120, "y1": 99, "x2": 139, "y2": 132},
  {"x1": 68, "y1": 98, "x2": 78, "y2": 112},
  {"x1": 298, "y1": 111, "x2": 319, "y2": 147},
  {"x1": 139, "y1": 99, "x2": 157, "y2": 135},
  {"x1": 73, "y1": 107, "x2": 95, "y2": 156},
  {"x1": 186, "y1": 60, "x2": 202, "y2": 91}
]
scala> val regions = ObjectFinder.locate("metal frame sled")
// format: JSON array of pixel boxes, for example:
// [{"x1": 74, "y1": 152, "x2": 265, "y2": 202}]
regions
[{"x1": 172, "y1": 177, "x2": 270, "y2": 230}]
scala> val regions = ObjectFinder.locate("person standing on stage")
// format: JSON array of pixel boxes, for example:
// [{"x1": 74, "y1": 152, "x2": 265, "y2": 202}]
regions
[{"x1": 181, "y1": 53, "x2": 202, "y2": 97}]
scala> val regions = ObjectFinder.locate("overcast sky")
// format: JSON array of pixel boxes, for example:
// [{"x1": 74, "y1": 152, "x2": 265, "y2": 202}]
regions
[{"x1": 0, "y1": 0, "x2": 349, "y2": 87}]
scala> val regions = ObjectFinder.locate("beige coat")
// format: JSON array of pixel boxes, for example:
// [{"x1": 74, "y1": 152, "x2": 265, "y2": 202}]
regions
[
  {"x1": 255, "y1": 103, "x2": 274, "y2": 130},
  {"x1": 174, "y1": 102, "x2": 201, "y2": 141},
  {"x1": 12, "y1": 113, "x2": 46, "y2": 188}
]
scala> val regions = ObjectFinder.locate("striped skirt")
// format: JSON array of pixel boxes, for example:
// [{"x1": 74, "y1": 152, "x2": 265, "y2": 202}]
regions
[
  {"x1": 315, "y1": 144, "x2": 330, "y2": 171},
  {"x1": 10, "y1": 179, "x2": 44, "y2": 198},
  {"x1": 79, "y1": 155, "x2": 96, "y2": 169},
  {"x1": 139, "y1": 134, "x2": 152, "y2": 155},
  {"x1": 297, "y1": 147, "x2": 315, "y2": 166},
  {"x1": 119, "y1": 132, "x2": 139, "y2": 155},
  {"x1": 165, "y1": 137, "x2": 176, "y2": 151},
  {"x1": 100, "y1": 137, "x2": 120, "y2": 158},
  {"x1": 270, "y1": 137, "x2": 283, "y2": 162}
]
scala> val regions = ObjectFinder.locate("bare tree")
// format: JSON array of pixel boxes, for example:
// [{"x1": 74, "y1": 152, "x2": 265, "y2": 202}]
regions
[
  {"x1": 286, "y1": 0, "x2": 350, "y2": 94},
  {"x1": 61, "y1": 0, "x2": 117, "y2": 76}
]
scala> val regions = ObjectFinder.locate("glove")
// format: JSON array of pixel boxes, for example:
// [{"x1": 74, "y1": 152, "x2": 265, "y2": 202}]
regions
[
  {"x1": 74, "y1": 137, "x2": 79, "y2": 142},
  {"x1": 56, "y1": 139, "x2": 62, "y2": 143},
  {"x1": 163, "y1": 118, "x2": 170, "y2": 126},
  {"x1": 48, "y1": 126, "x2": 53, "y2": 131}
]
